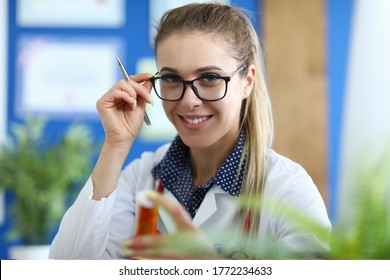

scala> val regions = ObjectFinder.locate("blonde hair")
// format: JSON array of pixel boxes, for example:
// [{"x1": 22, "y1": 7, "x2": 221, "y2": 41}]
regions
[{"x1": 154, "y1": 3, "x2": 274, "y2": 235}]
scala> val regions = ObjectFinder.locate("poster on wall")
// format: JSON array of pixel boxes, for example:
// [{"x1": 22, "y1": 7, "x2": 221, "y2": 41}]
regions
[
  {"x1": 15, "y1": 36, "x2": 123, "y2": 118},
  {"x1": 17, "y1": 0, "x2": 125, "y2": 28},
  {"x1": 149, "y1": 0, "x2": 230, "y2": 45}
]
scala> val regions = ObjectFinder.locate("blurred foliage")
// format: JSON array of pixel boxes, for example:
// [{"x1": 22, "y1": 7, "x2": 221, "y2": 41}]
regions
[
  {"x1": 326, "y1": 148, "x2": 390, "y2": 259},
  {"x1": 212, "y1": 147, "x2": 390, "y2": 259},
  {"x1": 0, "y1": 115, "x2": 94, "y2": 245}
]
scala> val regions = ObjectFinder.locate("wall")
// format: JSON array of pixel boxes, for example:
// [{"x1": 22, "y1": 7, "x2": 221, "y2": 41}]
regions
[
  {"x1": 0, "y1": 0, "x2": 6, "y2": 143},
  {"x1": 326, "y1": 0, "x2": 354, "y2": 220},
  {"x1": 337, "y1": 0, "x2": 390, "y2": 223},
  {"x1": 262, "y1": 0, "x2": 328, "y2": 204},
  {"x1": 0, "y1": 0, "x2": 8, "y2": 237}
]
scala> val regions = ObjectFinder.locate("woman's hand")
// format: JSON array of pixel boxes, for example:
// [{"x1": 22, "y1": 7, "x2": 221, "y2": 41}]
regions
[
  {"x1": 122, "y1": 193, "x2": 218, "y2": 259},
  {"x1": 91, "y1": 73, "x2": 153, "y2": 200},
  {"x1": 96, "y1": 73, "x2": 153, "y2": 150}
]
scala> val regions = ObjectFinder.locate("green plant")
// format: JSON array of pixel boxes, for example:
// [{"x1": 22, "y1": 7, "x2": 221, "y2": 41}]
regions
[
  {"x1": 0, "y1": 115, "x2": 93, "y2": 245},
  {"x1": 213, "y1": 147, "x2": 390, "y2": 259},
  {"x1": 262, "y1": 147, "x2": 390, "y2": 259},
  {"x1": 326, "y1": 148, "x2": 390, "y2": 259}
]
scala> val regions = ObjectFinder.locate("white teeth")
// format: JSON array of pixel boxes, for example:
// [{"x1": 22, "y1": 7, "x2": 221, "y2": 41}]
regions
[{"x1": 183, "y1": 116, "x2": 209, "y2": 124}]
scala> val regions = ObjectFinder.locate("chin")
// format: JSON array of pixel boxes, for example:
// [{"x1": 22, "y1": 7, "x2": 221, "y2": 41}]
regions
[
  {"x1": 179, "y1": 132, "x2": 222, "y2": 151},
  {"x1": 178, "y1": 134, "x2": 209, "y2": 148}
]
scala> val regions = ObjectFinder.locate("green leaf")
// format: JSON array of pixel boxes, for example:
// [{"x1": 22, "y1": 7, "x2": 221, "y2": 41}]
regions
[{"x1": 0, "y1": 115, "x2": 94, "y2": 245}]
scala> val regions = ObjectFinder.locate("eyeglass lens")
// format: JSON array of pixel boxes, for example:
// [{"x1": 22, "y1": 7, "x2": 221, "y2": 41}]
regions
[{"x1": 154, "y1": 76, "x2": 227, "y2": 101}]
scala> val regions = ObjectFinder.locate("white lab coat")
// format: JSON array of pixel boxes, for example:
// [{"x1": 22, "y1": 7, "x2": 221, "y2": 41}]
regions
[{"x1": 49, "y1": 144, "x2": 331, "y2": 259}]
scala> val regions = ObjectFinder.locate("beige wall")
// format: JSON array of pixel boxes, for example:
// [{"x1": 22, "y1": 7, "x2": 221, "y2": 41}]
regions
[{"x1": 262, "y1": 0, "x2": 328, "y2": 203}]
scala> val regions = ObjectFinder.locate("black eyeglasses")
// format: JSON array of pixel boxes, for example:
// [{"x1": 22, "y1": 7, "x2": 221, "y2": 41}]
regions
[{"x1": 149, "y1": 64, "x2": 247, "y2": 102}]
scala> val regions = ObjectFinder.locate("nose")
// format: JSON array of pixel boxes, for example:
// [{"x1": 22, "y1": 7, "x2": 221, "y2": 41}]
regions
[{"x1": 180, "y1": 84, "x2": 203, "y2": 109}]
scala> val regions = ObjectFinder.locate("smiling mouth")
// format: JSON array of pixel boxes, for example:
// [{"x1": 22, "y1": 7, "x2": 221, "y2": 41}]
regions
[{"x1": 182, "y1": 116, "x2": 211, "y2": 124}]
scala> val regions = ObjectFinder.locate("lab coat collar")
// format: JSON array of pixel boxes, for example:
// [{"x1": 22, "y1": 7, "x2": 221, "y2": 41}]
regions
[{"x1": 158, "y1": 183, "x2": 238, "y2": 233}]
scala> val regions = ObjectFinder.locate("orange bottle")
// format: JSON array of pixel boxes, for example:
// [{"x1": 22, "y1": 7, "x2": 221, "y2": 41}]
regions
[{"x1": 134, "y1": 191, "x2": 159, "y2": 236}]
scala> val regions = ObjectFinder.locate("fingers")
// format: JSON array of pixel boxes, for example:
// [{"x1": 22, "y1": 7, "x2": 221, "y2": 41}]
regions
[
  {"x1": 122, "y1": 233, "x2": 218, "y2": 259},
  {"x1": 122, "y1": 235, "x2": 169, "y2": 259},
  {"x1": 121, "y1": 192, "x2": 219, "y2": 259},
  {"x1": 116, "y1": 80, "x2": 152, "y2": 110},
  {"x1": 146, "y1": 192, "x2": 196, "y2": 232},
  {"x1": 129, "y1": 72, "x2": 154, "y2": 84},
  {"x1": 96, "y1": 76, "x2": 152, "y2": 114},
  {"x1": 126, "y1": 72, "x2": 154, "y2": 105},
  {"x1": 96, "y1": 85, "x2": 135, "y2": 113}
]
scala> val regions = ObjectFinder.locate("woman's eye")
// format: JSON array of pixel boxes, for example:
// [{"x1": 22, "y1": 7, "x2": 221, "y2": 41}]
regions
[
  {"x1": 161, "y1": 75, "x2": 181, "y2": 84},
  {"x1": 201, "y1": 74, "x2": 220, "y2": 82}
]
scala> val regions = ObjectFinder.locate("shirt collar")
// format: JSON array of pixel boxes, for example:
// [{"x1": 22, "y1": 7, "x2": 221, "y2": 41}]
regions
[{"x1": 152, "y1": 129, "x2": 246, "y2": 196}]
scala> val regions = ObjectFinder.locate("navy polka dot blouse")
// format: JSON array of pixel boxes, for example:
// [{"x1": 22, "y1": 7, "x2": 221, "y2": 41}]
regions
[{"x1": 152, "y1": 129, "x2": 247, "y2": 218}]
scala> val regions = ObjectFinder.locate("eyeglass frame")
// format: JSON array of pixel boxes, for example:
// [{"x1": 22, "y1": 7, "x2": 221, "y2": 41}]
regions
[{"x1": 149, "y1": 64, "x2": 247, "y2": 102}]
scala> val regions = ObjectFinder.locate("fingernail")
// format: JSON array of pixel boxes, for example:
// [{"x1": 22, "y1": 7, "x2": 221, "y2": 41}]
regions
[
  {"x1": 149, "y1": 94, "x2": 154, "y2": 106},
  {"x1": 123, "y1": 249, "x2": 134, "y2": 256},
  {"x1": 121, "y1": 240, "x2": 132, "y2": 247},
  {"x1": 144, "y1": 191, "x2": 158, "y2": 200},
  {"x1": 131, "y1": 97, "x2": 137, "y2": 111}
]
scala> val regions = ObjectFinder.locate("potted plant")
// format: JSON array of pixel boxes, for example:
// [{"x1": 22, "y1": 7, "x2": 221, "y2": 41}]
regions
[
  {"x1": 265, "y1": 147, "x2": 390, "y2": 260},
  {"x1": 0, "y1": 115, "x2": 93, "y2": 259},
  {"x1": 325, "y1": 148, "x2": 390, "y2": 259},
  {"x1": 211, "y1": 147, "x2": 390, "y2": 259},
  {"x1": 252, "y1": 147, "x2": 390, "y2": 260}
]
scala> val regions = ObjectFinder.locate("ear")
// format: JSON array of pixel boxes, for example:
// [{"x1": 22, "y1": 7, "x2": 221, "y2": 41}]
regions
[{"x1": 241, "y1": 64, "x2": 256, "y2": 100}]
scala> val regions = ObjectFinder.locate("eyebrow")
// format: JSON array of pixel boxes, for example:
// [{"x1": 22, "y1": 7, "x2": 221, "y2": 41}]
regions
[{"x1": 159, "y1": 65, "x2": 224, "y2": 74}]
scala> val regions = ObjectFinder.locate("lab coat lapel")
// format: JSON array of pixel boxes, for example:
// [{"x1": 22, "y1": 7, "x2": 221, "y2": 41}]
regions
[
  {"x1": 191, "y1": 186, "x2": 221, "y2": 226},
  {"x1": 158, "y1": 190, "x2": 178, "y2": 234},
  {"x1": 193, "y1": 185, "x2": 238, "y2": 228},
  {"x1": 157, "y1": 184, "x2": 239, "y2": 233}
]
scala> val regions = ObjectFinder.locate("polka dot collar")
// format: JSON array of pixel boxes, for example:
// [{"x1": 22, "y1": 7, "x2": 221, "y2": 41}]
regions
[{"x1": 152, "y1": 129, "x2": 247, "y2": 217}]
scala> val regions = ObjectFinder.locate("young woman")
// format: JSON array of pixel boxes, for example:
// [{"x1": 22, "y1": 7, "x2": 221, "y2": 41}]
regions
[{"x1": 49, "y1": 2, "x2": 331, "y2": 259}]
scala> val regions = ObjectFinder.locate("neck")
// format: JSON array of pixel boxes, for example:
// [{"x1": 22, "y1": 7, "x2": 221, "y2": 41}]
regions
[{"x1": 190, "y1": 131, "x2": 240, "y2": 187}]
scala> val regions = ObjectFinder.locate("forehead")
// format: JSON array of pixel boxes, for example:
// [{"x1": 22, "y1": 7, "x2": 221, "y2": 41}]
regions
[{"x1": 155, "y1": 34, "x2": 237, "y2": 72}]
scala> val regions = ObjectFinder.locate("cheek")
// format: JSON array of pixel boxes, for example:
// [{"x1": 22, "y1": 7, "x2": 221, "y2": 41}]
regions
[
  {"x1": 222, "y1": 87, "x2": 245, "y2": 113},
  {"x1": 215, "y1": 98, "x2": 242, "y2": 120},
  {"x1": 162, "y1": 102, "x2": 175, "y2": 122}
]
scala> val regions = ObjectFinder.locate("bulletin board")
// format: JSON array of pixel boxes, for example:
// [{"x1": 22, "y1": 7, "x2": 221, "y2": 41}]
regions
[
  {"x1": 2, "y1": 0, "x2": 259, "y2": 259},
  {"x1": 7, "y1": 0, "x2": 259, "y2": 151}
]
